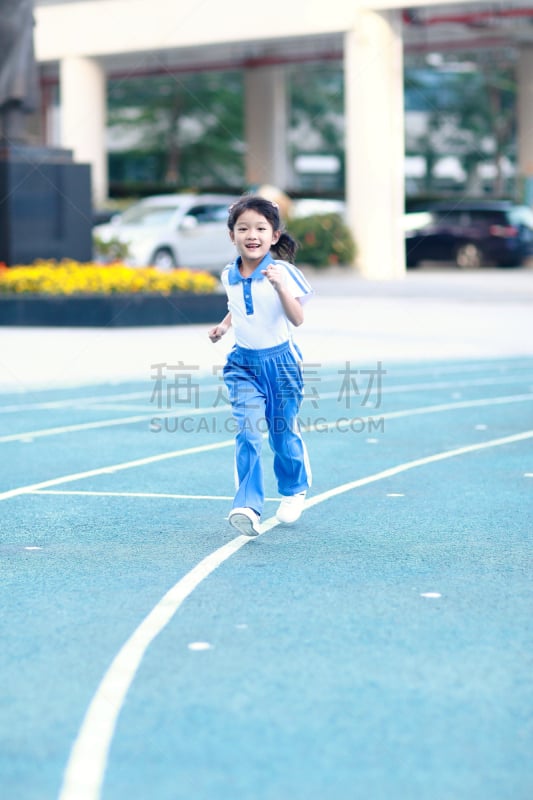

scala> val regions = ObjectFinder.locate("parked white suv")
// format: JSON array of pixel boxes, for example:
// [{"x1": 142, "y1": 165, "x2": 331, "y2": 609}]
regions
[{"x1": 93, "y1": 193, "x2": 238, "y2": 271}]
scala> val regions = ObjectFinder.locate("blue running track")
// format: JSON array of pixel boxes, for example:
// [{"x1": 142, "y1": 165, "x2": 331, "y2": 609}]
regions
[{"x1": 1, "y1": 356, "x2": 532, "y2": 800}]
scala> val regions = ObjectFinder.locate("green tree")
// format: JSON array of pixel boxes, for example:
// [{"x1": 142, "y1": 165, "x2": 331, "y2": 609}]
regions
[
  {"x1": 456, "y1": 60, "x2": 515, "y2": 195},
  {"x1": 107, "y1": 70, "x2": 244, "y2": 188},
  {"x1": 404, "y1": 58, "x2": 516, "y2": 196},
  {"x1": 287, "y1": 63, "x2": 345, "y2": 187}
]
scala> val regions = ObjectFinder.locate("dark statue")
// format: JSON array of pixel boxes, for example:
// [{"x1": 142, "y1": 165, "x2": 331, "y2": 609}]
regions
[
  {"x1": 0, "y1": 0, "x2": 39, "y2": 141},
  {"x1": 0, "y1": 0, "x2": 93, "y2": 264}
]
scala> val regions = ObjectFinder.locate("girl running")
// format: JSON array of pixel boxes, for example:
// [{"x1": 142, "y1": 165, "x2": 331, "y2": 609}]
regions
[{"x1": 209, "y1": 195, "x2": 313, "y2": 536}]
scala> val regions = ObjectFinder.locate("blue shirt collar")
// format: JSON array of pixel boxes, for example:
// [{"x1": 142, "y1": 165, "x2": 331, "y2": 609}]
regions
[{"x1": 227, "y1": 253, "x2": 275, "y2": 285}]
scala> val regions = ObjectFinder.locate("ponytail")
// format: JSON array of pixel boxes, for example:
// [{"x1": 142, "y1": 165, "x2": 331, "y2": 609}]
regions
[{"x1": 272, "y1": 231, "x2": 298, "y2": 263}]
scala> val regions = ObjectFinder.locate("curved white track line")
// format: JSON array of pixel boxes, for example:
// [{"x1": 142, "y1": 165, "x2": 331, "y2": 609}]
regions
[
  {"x1": 1, "y1": 393, "x2": 531, "y2": 502},
  {"x1": 0, "y1": 404, "x2": 232, "y2": 443},
  {"x1": 0, "y1": 439, "x2": 234, "y2": 502},
  {"x1": 0, "y1": 390, "x2": 149, "y2": 414},
  {"x1": 58, "y1": 428, "x2": 533, "y2": 800},
  {"x1": 2, "y1": 357, "x2": 532, "y2": 413},
  {"x1": 1, "y1": 375, "x2": 531, "y2": 442}
]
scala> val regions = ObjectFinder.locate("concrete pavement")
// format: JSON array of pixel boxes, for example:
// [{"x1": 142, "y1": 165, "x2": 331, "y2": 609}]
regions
[{"x1": 0, "y1": 267, "x2": 532, "y2": 393}]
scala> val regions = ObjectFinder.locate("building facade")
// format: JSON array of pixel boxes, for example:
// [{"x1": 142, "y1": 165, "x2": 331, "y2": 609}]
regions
[{"x1": 34, "y1": 0, "x2": 533, "y2": 278}]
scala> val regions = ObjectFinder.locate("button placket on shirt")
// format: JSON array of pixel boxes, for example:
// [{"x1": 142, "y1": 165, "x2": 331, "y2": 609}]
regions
[{"x1": 243, "y1": 278, "x2": 254, "y2": 315}]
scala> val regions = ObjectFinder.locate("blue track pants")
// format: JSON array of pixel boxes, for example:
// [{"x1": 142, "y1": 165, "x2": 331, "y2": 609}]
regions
[{"x1": 223, "y1": 341, "x2": 311, "y2": 517}]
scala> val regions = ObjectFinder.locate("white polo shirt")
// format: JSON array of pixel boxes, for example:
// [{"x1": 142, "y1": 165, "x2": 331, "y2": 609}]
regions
[{"x1": 221, "y1": 254, "x2": 313, "y2": 350}]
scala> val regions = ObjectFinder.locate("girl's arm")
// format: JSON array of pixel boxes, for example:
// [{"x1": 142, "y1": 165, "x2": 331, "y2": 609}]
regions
[
  {"x1": 208, "y1": 312, "x2": 232, "y2": 342},
  {"x1": 262, "y1": 264, "x2": 304, "y2": 326},
  {"x1": 274, "y1": 284, "x2": 304, "y2": 327}
]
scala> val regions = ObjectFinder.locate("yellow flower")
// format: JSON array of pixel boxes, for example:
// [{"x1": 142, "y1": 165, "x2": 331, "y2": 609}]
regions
[{"x1": 0, "y1": 261, "x2": 218, "y2": 296}]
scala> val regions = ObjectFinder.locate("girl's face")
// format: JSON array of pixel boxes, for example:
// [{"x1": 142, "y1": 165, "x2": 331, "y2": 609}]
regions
[{"x1": 230, "y1": 209, "x2": 280, "y2": 268}]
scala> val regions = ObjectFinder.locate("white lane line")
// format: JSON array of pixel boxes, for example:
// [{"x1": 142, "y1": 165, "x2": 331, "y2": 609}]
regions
[
  {"x1": 310, "y1": 376, "x2": 532, "y2": 405},
  {"x1": 0, "y1": 440, "x2": 234, "y2": 502},
  {"x1": 377, "y1": 360, "x2": 533, "y2": 378},
  {"x1": 301, "y1": 430, "x2": 533, "y2": 510},
  {"x1": 1, "y1": 382, "x2": 532, "y2": 444},
  {"x1": 58, "y1": 428, "x2": 533, "y2": 800},
  {"x1": 301, "y1": 393, "x2": 533, "y2": 433},
  {"x1": 30, "y1": 490, "x2": 278, "y2": 502},
  {"x1": 58, "y1": 534, "x2": 251, "y2": 800},
  {"x1": 0, "y1": 413, "x2": 162, "y2": 443},
  {"x1": 3, "y1": 357, "x2": 533, "y2": 413},
  {"x1": 371, "y1": 375, "x2": 532, "y2": 394},
  {"x1": 57, "y1": 404, "x2": 161, "y2": 413},
  {"x1": 1, "y1": 393, "x2": 532, "y2": 502},
  {"x1": 0, "y1": 390, "x2": 150, "y2": 414},
  {"x1": 0, "y1": 404, "x2": 231, "y2": 443},
  {"x1": 31, "y1": 490, "x2": 236, "y2": 500}
]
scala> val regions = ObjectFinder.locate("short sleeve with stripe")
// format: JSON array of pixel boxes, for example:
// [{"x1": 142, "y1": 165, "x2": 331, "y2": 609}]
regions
[{"x1": 221, "y1": 257, "x2": 313, "y2": 350}]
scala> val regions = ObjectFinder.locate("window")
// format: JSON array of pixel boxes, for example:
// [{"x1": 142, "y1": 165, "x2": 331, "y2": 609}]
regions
[
  {"x1": 187, "y1": 204, "x2": 229, "y2": 224},
  {"x1": 120, "y1": 205, "x2": 177, "y2": 226},
  {"x1": 509, "y1": 206, "x2": 533, "y2": 228}
]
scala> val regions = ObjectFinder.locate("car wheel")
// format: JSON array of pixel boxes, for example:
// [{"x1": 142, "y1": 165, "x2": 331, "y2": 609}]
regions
[
  {"x1": 455, "y1": 242, "x2": 483, "y2": 270},
  {"x1": 151, "y1": 248, "x2": 177, "y2": 270}
]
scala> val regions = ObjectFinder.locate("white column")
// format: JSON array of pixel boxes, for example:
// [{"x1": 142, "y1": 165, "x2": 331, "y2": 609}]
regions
[
  {"x1": 344, "y1": 10, "x2": 405, "y2": 279},
  {"x1": 244, "y1": 65, "x2": 289, "y2": 189},
  {"x1": 517, "y1": 45, "x2": 533, "y2": 206},
  {"x1": 59, "y1": 56, "x2": 108, "y2": 207}
]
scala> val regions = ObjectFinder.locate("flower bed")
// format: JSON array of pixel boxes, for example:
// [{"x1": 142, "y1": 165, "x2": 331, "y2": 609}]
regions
[
  {"x1": 0, "y1": 260, "x2": 227, "y2": 327},
  {"x1": 0, "y1": 260, "x2": 218, "y2": 295}
]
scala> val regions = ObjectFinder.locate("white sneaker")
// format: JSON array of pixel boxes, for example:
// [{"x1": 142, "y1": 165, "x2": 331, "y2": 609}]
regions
[
  {"x1": 276, "y1": 491, "x2": 306, "y2": 525},
  {"x1": 228, "y1": 507, "x2": 261, "y2": 537}
]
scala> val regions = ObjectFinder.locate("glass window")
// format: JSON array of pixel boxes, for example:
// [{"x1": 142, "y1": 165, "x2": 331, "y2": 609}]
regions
[
  {"x1": 509, "y1": 206, "x2": 533, "y2": 227},
  {"x1": 467, "y1": 210, "x2": 506, "y2": 225},
  {"x1": 187, "y1": 205, "x2": 229, "y2": 224},
  {"x1": 433, "y1": 210, "x2": 463, "y2": 226},
  {"x1": 120, "y1": 205, "x2": 177, "y2": 226}
]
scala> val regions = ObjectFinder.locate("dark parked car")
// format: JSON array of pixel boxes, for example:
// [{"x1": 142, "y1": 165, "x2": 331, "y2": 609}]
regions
[{"x1": 404, "y1": 201, "x2": 533, "y2": 268}]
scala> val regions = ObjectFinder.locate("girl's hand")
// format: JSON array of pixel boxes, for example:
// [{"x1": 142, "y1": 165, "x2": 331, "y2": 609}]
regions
[
  {"x1": 208, "y1": 323, "x2": 228, "y2": 342},
  {"x1": 261, "y1": 264, "x2": 284, "y2": 289},
  {"x1": 209, "y1": 312, "x2": 232, "y2": 342}
]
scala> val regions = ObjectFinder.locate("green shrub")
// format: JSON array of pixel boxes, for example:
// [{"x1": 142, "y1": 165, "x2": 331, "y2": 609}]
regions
[
  {"x1": 93, "y1": 234, "x2": 131, "y2": 263},
  {"x1": 287, "y1": 213, "x2": 356, "y2": 268}
]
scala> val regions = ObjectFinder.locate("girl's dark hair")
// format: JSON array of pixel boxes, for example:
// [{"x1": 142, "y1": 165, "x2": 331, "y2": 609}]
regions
[{"x1": 227, "y1": 195, "x2": 298, "y2": 263}]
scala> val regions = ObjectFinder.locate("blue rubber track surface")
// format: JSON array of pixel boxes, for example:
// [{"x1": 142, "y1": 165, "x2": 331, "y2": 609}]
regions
[{"x1": 1, "y1": 356, "x2": 532, "y2": 800}]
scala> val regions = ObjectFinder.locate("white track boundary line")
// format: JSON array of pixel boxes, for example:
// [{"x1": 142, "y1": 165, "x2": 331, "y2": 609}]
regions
[
  {"x1": 1, "y1": 381, "x2": 532, "y2": 443},
  {"x1": 301, "y1": 393, "x2": 533, "y2": 432},
  {"x1": 0, "y1": 439, "x2": 234, "y2": 502},
  {"x1": 0, "y1": 390, "x2": 149, "y2": 414},
  {"x1": 1, "y1": 393, "x2": 532, "y2": 502},
  {"x1": 2, "y1": 357, "x2": 532, "y2": 413},
  {"x1": 58, "y1": 428, "x2": 533, "y2": 800},
  {"x1": 0, "y1": 412, "x2": 170, "y2": 443},
  {"x1": 78, "y1": 373, "x2": 533, "y2": 414},
  {"x1": 31, "y1": 490, "x2": 279, "y2": 502},
  {"x1": 0, "y1": 401, "x2": 231, "y2": 443}
]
